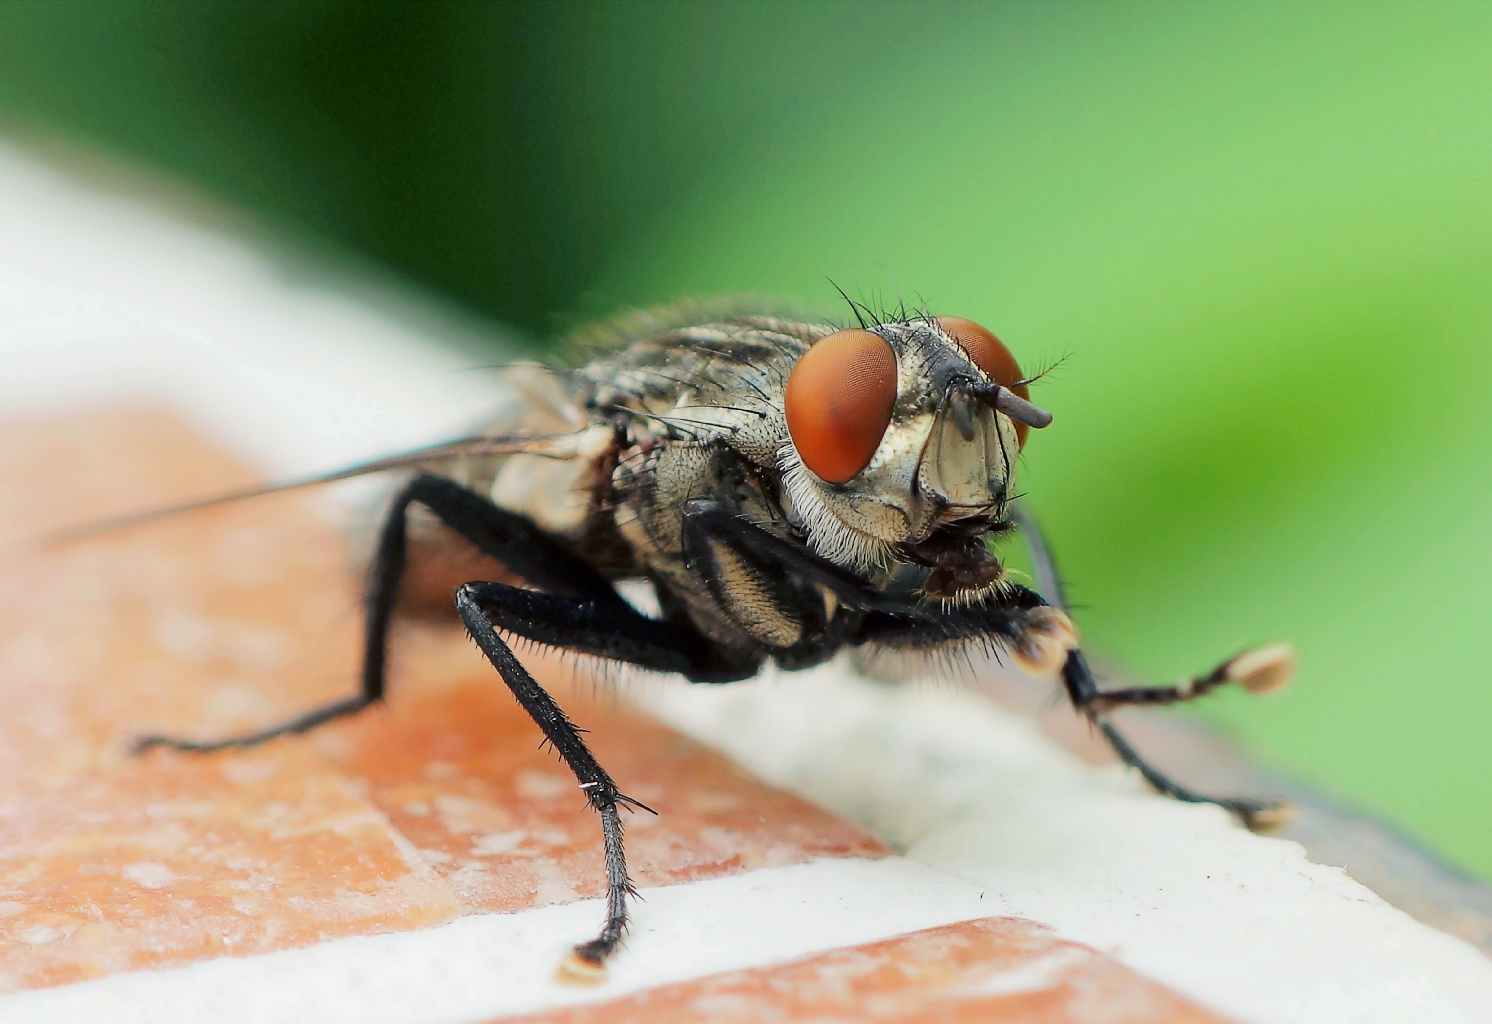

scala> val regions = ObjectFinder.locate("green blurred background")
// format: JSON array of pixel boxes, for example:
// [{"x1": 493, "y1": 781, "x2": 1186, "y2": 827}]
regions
[{"x1": 1, "y1": 0, "x2": 1488, "y2": 877}]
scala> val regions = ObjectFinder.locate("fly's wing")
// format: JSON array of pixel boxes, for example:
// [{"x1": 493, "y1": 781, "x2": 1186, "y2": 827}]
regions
[{"x1": 44, "y1": 432, "x2": 574, "y2": 545}]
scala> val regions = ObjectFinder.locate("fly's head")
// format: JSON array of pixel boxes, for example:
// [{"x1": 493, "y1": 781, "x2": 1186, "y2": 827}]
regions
[{"x1": 779, "y1": 315, "x2": 1051, "y2": 597}]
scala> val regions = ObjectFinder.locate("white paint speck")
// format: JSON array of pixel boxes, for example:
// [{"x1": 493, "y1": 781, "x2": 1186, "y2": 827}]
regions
[
  {"x1": 121, "y1": 862, "x2": 176, "y2": 890},
  {"x1": 471, "y1": 831, "x2": 527, "y2": 857},
  {"x1": 17, "y1": 924, "x2": 63, "y2": 945},
  {"x1": 965, "y1": 946, "x2": 1090, "y2": 997},
  {"x1": 514, "y1": 770, "x2": 569, "y2": 802}
]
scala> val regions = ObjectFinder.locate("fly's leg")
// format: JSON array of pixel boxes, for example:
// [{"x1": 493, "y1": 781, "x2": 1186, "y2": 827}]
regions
[
  {"x1": 1008, "y1": 502, "x2": 1064, "y2": 607},
  {"x1": 1013, "y1": 507, "x2": 1293, "y2": 832},
  {"x1": 680, "y1": 501, "x2": 1294, "y2": 831},
  {"x1": 1060, "y1": 650, "x2": 1292, "y2": 831},
  {"x1": 1074, "y1": 645, "x2": 1295, "y2": 714},
  {"x1": 135, "y1": 473, "x2": 628, "y2": 752},
  {"x1": 1012, "y1": 502, "x2": 1293, "y2": 707},
  {"x1": 854, "y1": 597, "x2": 1290, "y2": 831},
  {"x1": 455, "y1": 580, "x2": 755, "y2": 969},
  {"x1": 131, "y1": 694, "x2": 371, "y2": 754},
  {"x1": 138, "y1": 472, "x2": 751, "y2": 967}
]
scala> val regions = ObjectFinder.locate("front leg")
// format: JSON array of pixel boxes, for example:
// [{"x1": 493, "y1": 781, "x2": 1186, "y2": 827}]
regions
[
  {"x1": 1012, "y1": 508, "x2": 1295, "y2": 829},
  {"x1": 854, "y1": 576, "x2": 1293, "y2": 831},
  {"x1": 1074, "y1": 644, "x2": 1295, "y2": 714},
  {"x1": 680, "y1": 502, "x2": 1294, "y2": 830},
  {"x1": 1060, "y1": 650, "x2": 1292, "y2": 830}
]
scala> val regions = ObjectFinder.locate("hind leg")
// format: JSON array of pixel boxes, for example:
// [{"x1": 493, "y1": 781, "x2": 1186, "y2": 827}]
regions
[{"x1": 136, "y1": 472, "x2": 626, "y2": 751}]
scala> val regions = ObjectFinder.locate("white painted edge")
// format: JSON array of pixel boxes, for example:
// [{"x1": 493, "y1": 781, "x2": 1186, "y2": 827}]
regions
[
  {"x1": 0, "y1": 858, "x2": 993, "y2": 1024},
  {"x1": 633, "y1": 665, "x2": 1492, "y2": 1024}
]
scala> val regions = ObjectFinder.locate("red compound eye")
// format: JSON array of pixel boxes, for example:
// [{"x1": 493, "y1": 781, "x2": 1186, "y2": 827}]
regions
[
  {"x1": 935, "y1": 316, "x2": 1032, "y2": 448},
  {"x1": 785, "y1": 328, "x2": 898, "y2": 483}
]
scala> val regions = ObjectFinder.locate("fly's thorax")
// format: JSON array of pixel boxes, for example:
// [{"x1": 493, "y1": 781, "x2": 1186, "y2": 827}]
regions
[
  {"x1": 780, "y1": 317, "x2": 1031, "y2": 574},
  {"x1": 580, "y1": 318, "x2": 816, "y2": 472}
]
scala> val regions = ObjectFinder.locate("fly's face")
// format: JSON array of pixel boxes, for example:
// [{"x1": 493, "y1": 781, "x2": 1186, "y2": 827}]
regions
[{"x1": 779, "y1": 316, "x2": 1051, "y2": 577}]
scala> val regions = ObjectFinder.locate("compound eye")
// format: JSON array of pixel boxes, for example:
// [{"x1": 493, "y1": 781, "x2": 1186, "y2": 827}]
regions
[
  {"x1": 785, "y1": 328, "x2": 898, "y2": 483},
  {"x1": 936, "y1": 316, "x2": 1032, "y2": 447}
]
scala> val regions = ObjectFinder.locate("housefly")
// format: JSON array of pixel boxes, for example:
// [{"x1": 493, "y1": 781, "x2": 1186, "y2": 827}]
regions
[{"x1": 66, "y1": 299, "x2": 1295, "y2": 975}]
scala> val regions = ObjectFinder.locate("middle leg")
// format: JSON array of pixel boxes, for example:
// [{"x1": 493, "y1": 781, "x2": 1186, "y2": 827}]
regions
[{"x1": 455, "y1": 579, "x2": 759, "y2": 969}]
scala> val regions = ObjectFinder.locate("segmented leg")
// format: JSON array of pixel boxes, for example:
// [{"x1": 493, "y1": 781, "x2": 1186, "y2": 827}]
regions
[
  {"x1": 1016, "y1": 507, "x2": 1293, "y2": 831},
  {"x1": 454, "y1": 581, "x2": 739, "y2": 967},
  {"x1": 132, "y1": 695, "x2": 370, "y2": 753},
  {"x1": 1060, "y1": 651, "x2": 1286, "y2": 829},
  {"x1": 135, "y1": 473, "x2": 623, "y2": 752},
  {"x1": 679, "y1": 500, "x2": 1292, "y2": 830},
  {"x1": 139, "y1": 473, "x2": 750, "y2": 967},
  {"x1": 454, "y1": 579, "x2": 756, "y2": 965},
  {"x1": 1076, "y1": 644, "x2": 1294, "y2": 714}
]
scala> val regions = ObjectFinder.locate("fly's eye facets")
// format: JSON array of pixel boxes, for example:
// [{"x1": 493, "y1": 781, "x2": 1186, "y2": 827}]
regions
[
  {"x1": 785, "y1": 328, "x2": 898, "y2": 483},
  {"x1": 936, "y1": 316, "x2": 1031, "y2": 448}
]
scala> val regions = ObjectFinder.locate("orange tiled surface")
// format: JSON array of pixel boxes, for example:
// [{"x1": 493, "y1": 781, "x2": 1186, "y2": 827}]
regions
[
  {"x1": 499, "y1": 917, "x2": 1235, "y2": 1024},
  {"x1": 0, "y1": 410, "x2": 883, "y2": 991},
  {"x1": 0, "y1": 743, "x2": 456, "y2": 988},
  {"x1": 322, "y1": 672, "x2": 884, "y2": 909}
]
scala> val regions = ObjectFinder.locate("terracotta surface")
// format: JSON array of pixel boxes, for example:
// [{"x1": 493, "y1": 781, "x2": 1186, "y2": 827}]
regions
[
  {"x1": 0, "y1": 410, "x2": 884, "y2": 991},
  {"x1": 499, "y1": 917, "x2": 1236, "y2": 1023},
  {"x1": 323, "y1": 668, "x2": 883, "y2": 910},
  {"x1": 0, "y1": 745, "x2": 455, "y2": 990}
]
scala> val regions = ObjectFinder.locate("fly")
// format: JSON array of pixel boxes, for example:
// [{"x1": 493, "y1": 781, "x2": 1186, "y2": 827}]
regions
[{"x1": 60, "y1": 298, "x2": 1295, "y2": 976}]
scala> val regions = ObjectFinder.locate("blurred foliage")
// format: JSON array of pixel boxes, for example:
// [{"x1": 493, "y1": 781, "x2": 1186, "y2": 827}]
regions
[{"x1": 1, "y1": 1, "x2": 1489, "y2": 877}]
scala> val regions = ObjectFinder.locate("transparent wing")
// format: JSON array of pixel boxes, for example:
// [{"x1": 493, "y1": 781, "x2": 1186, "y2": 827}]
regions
[{"x1": 45, "y1": 431, "x2": 570, "y2": 545}]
